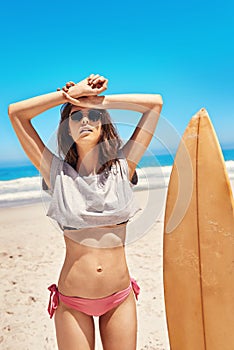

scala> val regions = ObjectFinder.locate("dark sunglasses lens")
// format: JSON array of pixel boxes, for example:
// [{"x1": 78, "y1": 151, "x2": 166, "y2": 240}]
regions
[
  {"x1": 70, "y1": 111, "x2": 83, "y2": 121},
  {"x1": 89, "y1": 110, "x2": 102, "y2": 121}
]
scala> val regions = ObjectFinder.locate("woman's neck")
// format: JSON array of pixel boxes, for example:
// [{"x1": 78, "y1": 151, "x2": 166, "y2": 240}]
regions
[{"x1": 76, "y1": 146, "x2": 101, "y2": 176}]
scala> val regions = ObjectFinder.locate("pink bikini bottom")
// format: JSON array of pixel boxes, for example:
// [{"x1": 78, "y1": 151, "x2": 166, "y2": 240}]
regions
[{"x1": 48, "y1": 277, "x2": 140, "y2": 318}]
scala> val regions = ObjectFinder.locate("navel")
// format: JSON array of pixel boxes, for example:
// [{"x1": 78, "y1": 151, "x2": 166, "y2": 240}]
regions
[{"x1": 96, "y1": 265, "x2": 103, "y2": 272}]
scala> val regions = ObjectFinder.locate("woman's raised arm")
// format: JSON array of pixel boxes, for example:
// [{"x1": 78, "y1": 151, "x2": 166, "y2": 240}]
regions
[
  {"x1": 8, "y1": 74, "x2": 108, "y2": 121},
  {"x1": 7, "y1": 74, "x2": 108, "y2": 188},
  {"x1": 105, "y1": 94, "x2": 163, "y2": 180},
  {"x1": 8, "y1": 90, "x2": 68, "y2": 187},
  {"x1": 8, "y1": 90, "x2": 67, "y2": 121}
]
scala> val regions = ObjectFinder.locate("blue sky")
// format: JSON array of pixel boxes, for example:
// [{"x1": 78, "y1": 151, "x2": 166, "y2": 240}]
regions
[{"x1": 1, "y1": 0, "x2": 234, "y2": 165}]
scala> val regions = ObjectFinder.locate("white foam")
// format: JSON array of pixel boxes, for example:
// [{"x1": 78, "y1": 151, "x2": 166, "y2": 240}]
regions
[
  {"x1": 226, "y1": 161, "x2": 234, "y2": 179},
  {"x1": 0, "y1": 176, "x2": 42, "y2": 207}
]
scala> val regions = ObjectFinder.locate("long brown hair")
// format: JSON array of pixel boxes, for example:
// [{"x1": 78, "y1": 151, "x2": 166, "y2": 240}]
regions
[{"x1": 57, "y1": 102, "x2": 125, "y2": 175}]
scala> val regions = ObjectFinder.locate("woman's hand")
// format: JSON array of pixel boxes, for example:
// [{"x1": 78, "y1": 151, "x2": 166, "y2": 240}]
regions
[{"x1": 57, "y1": 74, "x2": 108, "y2": 105}]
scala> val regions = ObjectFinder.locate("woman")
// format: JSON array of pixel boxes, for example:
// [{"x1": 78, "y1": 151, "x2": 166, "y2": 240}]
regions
[{"x1": 8, "y1": 73, "x2": 163, "y2": 350}]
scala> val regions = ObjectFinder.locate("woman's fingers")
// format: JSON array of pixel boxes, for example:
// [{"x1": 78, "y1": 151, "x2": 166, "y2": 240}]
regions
[
  {"x1": 93, "y1": 79, "x2": 108, "y2": 92},
  {"x1": 58, "y1": 75, "x2": 107, "y2": 97},
  {"x1": 89, "y1": 76, "x2": 108, "y2": 90},
  {"x1": 92, "y1": 84, "x2": 107, "y2": 94},
  {"x1": 57, "y1": 81, "x2": 75, "y2": 92},
  {"x1": 57, "y1": 74, "x2": 108, "y2": 95},
  {"x1": 90, "y1": 74, "x2": 100, "y2": 81},
  {"x1": 66, "y1": 81, "x2": 75, "y2": 88},
  {"x1": 87, "y1": 74, "x2": 108, "y2": 90},
  {"x1": 92, "y1": 76, "x2": 105, "y2": 84},
  {"x1": 96, "y1": 79, "x2": 108, "y2": 89},
  {"x1": 87, "y1": 74, "x2": 101, "y2": 85},
  {"x1": 63, "y1": 81, "x2": 76, "y2": 91}
]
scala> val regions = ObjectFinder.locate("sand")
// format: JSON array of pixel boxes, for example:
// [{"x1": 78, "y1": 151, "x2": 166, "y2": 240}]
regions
[{"x1": 0, "y1": 188, "x2": 170, "y2": 350}]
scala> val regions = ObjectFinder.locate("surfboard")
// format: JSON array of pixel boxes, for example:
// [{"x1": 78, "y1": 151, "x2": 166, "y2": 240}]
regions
[{"x1": 163, "y1": 108, "x2": 234, "y2": 350}]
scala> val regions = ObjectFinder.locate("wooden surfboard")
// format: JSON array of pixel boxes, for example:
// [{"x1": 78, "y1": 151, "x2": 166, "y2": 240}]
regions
[{"x1": 163, "y1": 108, "x2": 234, "y2": 350}]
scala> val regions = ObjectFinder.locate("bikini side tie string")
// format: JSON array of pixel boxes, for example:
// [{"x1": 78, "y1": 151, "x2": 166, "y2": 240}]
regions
[
  {"x1": 130, "y1": 277, "x2": 140, "y2": 300},
  {"x1": 48, "y1": 284, "x2": 59, "y2": 319}
]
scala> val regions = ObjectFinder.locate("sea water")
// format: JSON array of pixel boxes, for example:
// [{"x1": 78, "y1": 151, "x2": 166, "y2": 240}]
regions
[{"x1": 0, "y1": 149, "x2": 234, "y2": 208}]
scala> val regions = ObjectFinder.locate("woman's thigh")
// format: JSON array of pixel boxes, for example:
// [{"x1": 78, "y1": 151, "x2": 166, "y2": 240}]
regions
[
  {"x1": 99, "y1": 290, "x2": 138, "y2": 350},
  {"x1": 54, "y1": 302, "x2": 95, "y2": 350}
]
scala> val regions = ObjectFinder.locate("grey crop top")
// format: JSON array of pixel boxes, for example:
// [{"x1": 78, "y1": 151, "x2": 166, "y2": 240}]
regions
[{"x1": 42, "y1": 149, "x2": 142, "y2": 231}]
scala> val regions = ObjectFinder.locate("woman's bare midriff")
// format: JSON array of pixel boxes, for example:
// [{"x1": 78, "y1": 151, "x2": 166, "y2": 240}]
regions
[{"x1": 57, "y1": 222, "x2": 131, "y2": 298}]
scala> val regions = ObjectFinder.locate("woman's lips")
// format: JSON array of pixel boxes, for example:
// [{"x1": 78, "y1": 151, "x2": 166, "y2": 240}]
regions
[{"x1": 80, "y1": 129, "x2": 92, "y2": 134}]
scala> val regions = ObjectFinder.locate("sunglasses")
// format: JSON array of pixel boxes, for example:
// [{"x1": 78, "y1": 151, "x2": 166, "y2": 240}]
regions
[{"x1": 69, "y1": 109, "x2": 103, "y2": 122}]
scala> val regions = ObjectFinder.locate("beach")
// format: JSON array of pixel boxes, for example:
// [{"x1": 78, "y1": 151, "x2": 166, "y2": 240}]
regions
[{"x1": 0, "y1": 188, "x2": 170, "y2": 350}]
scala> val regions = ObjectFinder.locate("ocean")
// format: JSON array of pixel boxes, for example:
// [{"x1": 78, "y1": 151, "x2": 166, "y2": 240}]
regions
[{"x1": 1, "y1": 149, "x2": 234, "y2": 208}]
